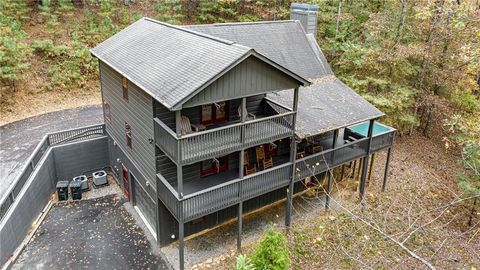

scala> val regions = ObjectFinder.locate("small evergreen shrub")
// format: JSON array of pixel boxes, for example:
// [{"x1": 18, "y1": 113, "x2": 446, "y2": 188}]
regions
[
  {"x1": 236, "y1": 254, "x2": 255, "y2": 270},
  {"x1": 251, "y1": 227, "x2": 290, "y2": 270}
]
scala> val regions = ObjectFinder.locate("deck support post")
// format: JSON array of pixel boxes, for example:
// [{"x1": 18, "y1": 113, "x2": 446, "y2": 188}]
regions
[
  {"x1": 175, "y1": 110, "x2": 183, "y2": 198},
  {"x1": 359, "y1": 119, "x2": 375, "y2": 202},
  {"x1": 286, "y1": 87, "x2": 299, "y2": 228},
  {"x1": 325, "y1": 171, "x2": 333, "y2": 210},
  {"x1": 237, "y1": 202, "x2": 243, "y2": 252},
  {"x1": 382, "y1": 147, "x2": 392, "y2": 192},
  {"x1": 179, "y1": 220, "x2": 184, "y2": 270},
  {"x1": 367, "y1": 153, "x2": 375, "y2": 186},
  {"x1": 236, "y1": 97, "x2": 246, "y2": 252},
  {"x1": 326, "y1": 129, "x2": 338, "y2": 209}
]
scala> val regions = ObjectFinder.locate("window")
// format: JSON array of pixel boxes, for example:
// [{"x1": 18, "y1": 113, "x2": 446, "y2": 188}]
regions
[
  {"x1": 125, "y1": 122, "x2": 132, "y2": 150},
  {"x1": 200, "y1": 155, "x2": 228, "y2": 177},
  {"x1": 122, "y1": 77, "x2": 129, "y2": 101},
  {"x1": 200, "y1": 102, "x2": 228, "y2": 125},
  {"x1": 104, "y1": 100, "x2": 111, "y2": 123}
]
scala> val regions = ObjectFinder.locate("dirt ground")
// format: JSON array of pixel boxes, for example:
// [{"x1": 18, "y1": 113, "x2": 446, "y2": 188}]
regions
[{"x1": 0, "y1": 86, "x2": 101, "y2": 126}]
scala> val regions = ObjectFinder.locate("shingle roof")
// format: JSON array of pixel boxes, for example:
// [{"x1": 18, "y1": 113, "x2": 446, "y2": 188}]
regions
[
  {"x1": 92, "y1": 18, "x2": 310, "y2": 110},
  {"x1": 267, "y1": 76, "x2": 384, "y2": 139},
  {"x1": 91, "y1": 18, "x2": 253, "y2": 109},
  {"x1": 184, "y1": 20, "x2": 332, "y2": 80}
]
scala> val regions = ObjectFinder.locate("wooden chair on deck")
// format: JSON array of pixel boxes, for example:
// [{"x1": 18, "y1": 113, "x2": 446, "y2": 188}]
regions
[
  {"x1": 245, "y1": 164, "x2": 257, "y2": 175},
  {"x1": 180, "y1": 116, "x2": 204, "y2": 135},
  {"x1": 296, "y1": 149, "x2": 305, "y2": 159},
  {"x1": 256, "y1": 145, "x2": 265, "y2": 167},
  {"x1": 262, "y1": 156, "x2": 273, "y2": 170}
]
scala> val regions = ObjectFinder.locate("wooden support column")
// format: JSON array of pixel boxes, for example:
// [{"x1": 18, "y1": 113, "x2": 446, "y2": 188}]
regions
[
  {"x1": 367, "y1": 153, "x2": 376, "y2": 186},
  {"x1": 382, "y1": 147, "x2": 392, "y2": 192},
  {"x1": 175, "y1": 110, "x2": 185, "y2": 270},
  {"x1": 179, "y1": 220, "x2": 184, "y2": 270},
  {"x1": 237, "y1": 97, "x2": 246, "y2": 253},
  {"x1": 359, "y1": 119, "x2": 375, "y2": 202},
  {"x1": 326, "y1": 129, "x2": 338, "y2": 210},
  {"x1": 286, "y1": 87, "x2": 299, "y2": 228},
  {"x1": 175, "y1": 110, "x2": 183, "y2": 199}
]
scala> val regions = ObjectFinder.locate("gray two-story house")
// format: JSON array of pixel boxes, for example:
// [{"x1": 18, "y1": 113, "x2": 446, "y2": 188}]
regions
[{"x1": 90, "y1": 6, "x2": 395, "y2": 270}]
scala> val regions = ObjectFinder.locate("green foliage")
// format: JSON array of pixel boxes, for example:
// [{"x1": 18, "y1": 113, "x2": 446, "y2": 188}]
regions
[
  {"x1": 197, "y1": 0, "x2": 241, "y2": 23},
  {"x1": 458, "y1": 141, "x2": 480, "y2": 196},
  {"x1": 155, "y1": 0, "x2": 186, "y2": 25},
  {"x1": 235, "y1": 254, "x2": 255, "y2": 270},
  {"x1": 251, "y1": 227, "x2": 290, "y2": 270},
  {"x1": 31, "y1": 36, "x2": 96, "y2": 89},
  {"x1": 0, "y1": 5, "x2": 30, "y2": 84}
]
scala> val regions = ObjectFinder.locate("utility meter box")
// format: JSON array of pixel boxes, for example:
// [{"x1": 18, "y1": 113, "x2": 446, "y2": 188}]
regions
[
  {"x1": 70, "y1": 181, "x2": 82, "y2": 200},
  {"x1": 56, "y1": 181, "x2": 69, "y2": 201}
]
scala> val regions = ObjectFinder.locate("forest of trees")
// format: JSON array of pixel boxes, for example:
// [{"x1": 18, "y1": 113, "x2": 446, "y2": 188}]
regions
[
  {"x1": 1, "y1": 0, "x2": 478, "y2": 140},
  {"x1": 1, "y1": 1, "x2": 478, "y2": 268}
]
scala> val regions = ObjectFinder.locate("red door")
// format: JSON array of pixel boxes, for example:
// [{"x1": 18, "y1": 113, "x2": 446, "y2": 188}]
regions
[{"x1": 122, "y1": 164, "x2": 130, "y2": 200}]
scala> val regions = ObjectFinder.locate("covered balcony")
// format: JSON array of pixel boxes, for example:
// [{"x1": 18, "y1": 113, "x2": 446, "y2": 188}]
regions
[
  {"x1": 154, "y1": 96, "x2": 295, "y2": 165},
  {"x1": 156, "y1": 142, "x2": 292, "y2": 222}
]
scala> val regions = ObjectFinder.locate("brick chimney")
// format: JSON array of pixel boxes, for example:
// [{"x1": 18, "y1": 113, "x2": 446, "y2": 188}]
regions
[{"x1": 290, "y1": 3, "x2": 319, "y2": 37}]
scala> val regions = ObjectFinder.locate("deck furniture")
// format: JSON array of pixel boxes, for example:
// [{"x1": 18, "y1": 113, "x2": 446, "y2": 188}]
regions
[
  {"x1": 243, "y1": 151, "x2": 249, "y2": 166},
  {"x1": 262, "y1": 157, "x2": 273, "y2": 170},
  {"x1": 180, "y1": 116, "x2": 205, "y2": 135},
  {"x1": 255, "y1": 145, "x2": 265, "y2": 167},
  {"x1": 244, "y1": 164, "x2": 257, "y2": 175},
  {"x1": 296, "y1": 149, "x2": 305, "y2": 159}
]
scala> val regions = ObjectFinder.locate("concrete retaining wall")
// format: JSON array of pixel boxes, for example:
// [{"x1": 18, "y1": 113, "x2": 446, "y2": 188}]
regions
[{"x1": 0, "y1": 137, "x2": 109, "y2": 267}]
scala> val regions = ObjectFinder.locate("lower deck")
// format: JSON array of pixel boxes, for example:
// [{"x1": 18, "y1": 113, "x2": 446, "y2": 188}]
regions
[{"x1": 156, "y1": 123, "x2": 395, "y2": 223}]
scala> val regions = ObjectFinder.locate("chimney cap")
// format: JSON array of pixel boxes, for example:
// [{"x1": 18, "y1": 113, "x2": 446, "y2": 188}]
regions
[{"x1": 290, "y1": 3, "x2": 319, "y2": 12}]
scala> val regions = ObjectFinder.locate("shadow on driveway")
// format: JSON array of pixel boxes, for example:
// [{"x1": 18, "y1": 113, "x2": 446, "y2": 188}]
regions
[{"x1": 13, "y1": 194, "x2": 170, "y2": 270}]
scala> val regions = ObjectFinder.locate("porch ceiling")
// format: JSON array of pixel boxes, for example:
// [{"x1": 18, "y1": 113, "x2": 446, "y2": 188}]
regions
[{"x1": 267, "y1": 76, "x2": 385, "y2": 139}]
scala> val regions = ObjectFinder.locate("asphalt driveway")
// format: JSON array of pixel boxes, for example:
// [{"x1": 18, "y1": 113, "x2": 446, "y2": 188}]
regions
[
  {"x1": 0, "y1": 105, "x2": 103, "y2": 198},
  {"x1": 12, "y1": 194, "x2": 170, "y2": 270}
]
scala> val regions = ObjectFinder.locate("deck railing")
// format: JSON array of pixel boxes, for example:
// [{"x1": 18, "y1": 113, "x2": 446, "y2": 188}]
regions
[
  {"x1": 294, "y1": 130, "x2": 396, "y2": 181},
  {"x1": 156, "y1": 162, "x2": 292, "y2": 222},
  {"x1": 0, "y1": 124, "x2": 105, "y2": 221},
  {"x1": 371, "y1": 130, "x2": 395, "y2": 152},
  {"x1": 154, "y1": 111, "x2": 295, "y2": 165},
  {"x1": 157, "y1": 126, "x2": 395, "y2": 222}
]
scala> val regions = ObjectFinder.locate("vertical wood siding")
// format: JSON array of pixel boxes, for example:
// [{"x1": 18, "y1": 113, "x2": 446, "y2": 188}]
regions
[
  {"x1": 100, "y1": 62, "x2": 156, "y2": 188},
  {"x1": 183, "y1": 56, "x2": 298, "y2": 108}
]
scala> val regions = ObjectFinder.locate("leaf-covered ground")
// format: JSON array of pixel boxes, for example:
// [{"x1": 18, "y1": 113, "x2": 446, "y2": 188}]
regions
[{"x1": 189, "y1": 131, "x2": 479, "y2": 270}]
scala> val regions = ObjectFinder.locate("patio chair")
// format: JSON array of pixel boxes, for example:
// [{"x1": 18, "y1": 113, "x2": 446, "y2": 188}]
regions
[
  {"x1": 262, "y1": 156, "x2": 273, "y2": 170},
  {"x1": 237, "y1": 106, "x2": 256, "y2": 121},
  {"x1": 255, "y1": 145, "x2": 265, "y2": 167},
  {"x1": 180, "y1": 116, "x2": 202, "y2": 135},
  {"x1": 243, "y1": 151, "x2": 249, "y2": 166},
  {"x1": 296, "y1": 149, "x2": 305, "y2": 159},
  {"x1": 245, "y1": 164, "x2": 257, "y2": 175}
]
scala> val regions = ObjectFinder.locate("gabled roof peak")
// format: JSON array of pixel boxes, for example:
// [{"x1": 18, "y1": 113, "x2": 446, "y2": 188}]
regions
[
  {"x1": 143, "y1": 17, "x2": 238, "y2": 46},
  {"x1": 190, "y1": 20, "x2": 298, "y2": 27}
]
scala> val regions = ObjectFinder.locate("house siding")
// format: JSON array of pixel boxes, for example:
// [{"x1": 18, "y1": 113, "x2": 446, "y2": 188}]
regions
[
  {"x1": 100, "y1": 61, "x2": 157, "y2": 233},
  {"x1": 154, "y1": 94, "x2": 266, "y2": 132},
  {"x1": 182, "y1": 56, "x2": 298, "y2": 108}
]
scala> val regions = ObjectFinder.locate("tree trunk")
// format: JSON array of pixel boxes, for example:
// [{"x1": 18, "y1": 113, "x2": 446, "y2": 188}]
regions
[
  {"x1": 333, "y1": 0, "x2": 342, "y2": 56},
  {"x1": 468, "y1": 197, "x2": 477, "y2": 227}
]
